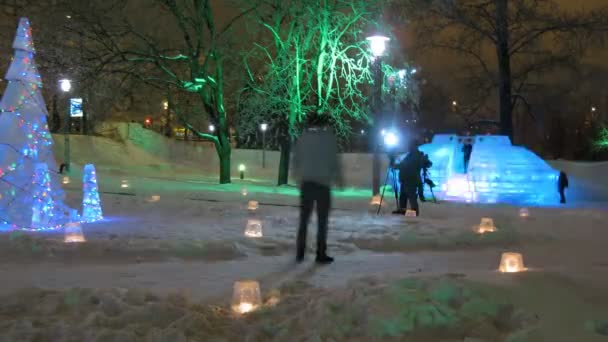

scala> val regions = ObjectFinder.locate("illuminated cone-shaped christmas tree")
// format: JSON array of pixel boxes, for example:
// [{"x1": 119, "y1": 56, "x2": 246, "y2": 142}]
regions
[
  {"x1": 0, "y1": 18, "x2": 70, "y2": 230},
  {"x1": 31, "y1": 163, "x2": 54, "y2": 229},
  {"x1": 81, "y1": 164, "x2": 103, "y2": 223}
]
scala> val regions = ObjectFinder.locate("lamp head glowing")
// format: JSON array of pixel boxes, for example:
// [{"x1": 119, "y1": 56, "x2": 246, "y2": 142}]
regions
[
  {"x1": 209, "y1": 124, "x2": 215, "y2": 132},
  {"x1": 59, "y1": 79, "x2": 72, "y2": 92},
  {"x1": 162, "y1": 101, "x2": 168, "y2": 110},
  {"x1": 260, "y1": 123, "x2": 268, "y2": 132},
  {"x1": 384, "y1": 131, "x2": 399, "y2": 147},
  {"x1": 366, "y1": 35, "x2": 390, "y2": 57},
  {"x1": 239, "y1": 164, "x2": 246, "y2": 172}
]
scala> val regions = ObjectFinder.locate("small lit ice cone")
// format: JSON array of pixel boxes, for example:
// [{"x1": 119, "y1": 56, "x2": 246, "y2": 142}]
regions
[
  {"x1": 519, "y1": 208, "x2": 530, "y2": 218},
  {"x1": 232, "y1": 280, "x2": 262, "y2": 314},
  {"x1": 476, "y1": 217, "x2": 496, "y2": 234},
  {"x1": 499, "y1": 252, "x2": 526, "y2": 273},
  {"x1": 245, "y1": 219, "x2": 263, "y2": 238},
  {"x1": 247, "y1": 201, "x2": 259, "y2": 211},
  {"x1": 405, "y1": 209, "x2": 417, "y2": 217}
]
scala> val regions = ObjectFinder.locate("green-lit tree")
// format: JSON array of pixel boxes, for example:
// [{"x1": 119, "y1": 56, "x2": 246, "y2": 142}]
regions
[
  {"x1": 69, "y1": 0, "x2": 254, "y2": 184},
  {"x1": 595, "y1": 127, "x2": 608, "y2": 151},
  {"x1": 242, "y1": 0, "x2": 390, "y2": 185}
]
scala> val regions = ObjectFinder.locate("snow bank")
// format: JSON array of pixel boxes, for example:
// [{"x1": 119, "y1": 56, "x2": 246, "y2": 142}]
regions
[{"x1": 0, "y1": 277, "x2": 534, "y2": 341}]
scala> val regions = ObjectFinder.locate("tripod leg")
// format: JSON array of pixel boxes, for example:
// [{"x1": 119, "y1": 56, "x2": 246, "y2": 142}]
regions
[{"x1": 377, "y1": 168, "x2": 392, "y2": 215}]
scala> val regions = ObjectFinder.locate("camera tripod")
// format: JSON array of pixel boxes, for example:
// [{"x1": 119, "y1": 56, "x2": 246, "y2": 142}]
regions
[{"x1": 376, "y1": 167, "x2": 400, "y2": 215}]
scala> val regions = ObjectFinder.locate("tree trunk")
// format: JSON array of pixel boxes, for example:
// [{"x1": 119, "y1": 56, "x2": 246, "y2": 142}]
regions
[
  {"x1": 216, "y1": 135, "x2": 231, "y2": 184},
  {"x1": 496, "y1": 0, "x2": 513, "y2": 140},
  {"x1": 277, "y1": 137, "x2": 291, "y2": 186}
]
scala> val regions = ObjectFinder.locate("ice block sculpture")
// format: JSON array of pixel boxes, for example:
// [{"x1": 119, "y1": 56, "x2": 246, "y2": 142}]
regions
[
  {"x1": 467, "y1": 136, "x2": 559, "y2": 205},
  {"x1": 82, "y1": 164, "x2": 103, "y2": 223}
]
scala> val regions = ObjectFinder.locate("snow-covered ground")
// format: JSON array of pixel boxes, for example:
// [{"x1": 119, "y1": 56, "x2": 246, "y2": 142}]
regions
[{"x1": 2, "y1": 163, "x2": 608, "y2": 341}]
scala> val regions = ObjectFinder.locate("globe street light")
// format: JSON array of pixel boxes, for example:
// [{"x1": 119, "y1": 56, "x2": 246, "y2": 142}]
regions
[
  {"x1": 209, "y1": 124, "x2": 215, "y2": 133},
  {"x1": 367, "y1": 34, "x2": 390, "y2": 196},
  {"x1": 59, "y1": 79, "x2": 72, "y2": 92},
  {"x1": 260, "y1": 123, "x2": 268, "y2": 168},
  {"x1": 59, "y1": 79, "x2": 72, "y2": 173},
  {"x1": 366, "y1": 35, "x2": 390, "y2": 58}
]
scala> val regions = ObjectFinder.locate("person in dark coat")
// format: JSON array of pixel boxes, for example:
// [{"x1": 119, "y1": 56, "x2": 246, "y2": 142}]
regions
[
  {"x1": 396, "y1": 142, "x2": 424, "y2": 216},
  {"x1": 293, "y1": 114, "x2": 343, "y2": 264},
  {"x1": 558, "y1": 171, "x2": 569, "y2": 204},
  {"x1": 462, "y1": 141, "x2": 473, "y2": 172}
]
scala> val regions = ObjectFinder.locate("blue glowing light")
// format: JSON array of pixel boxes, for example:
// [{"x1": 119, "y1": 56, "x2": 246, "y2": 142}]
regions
[
  {"x1": 388, "y1": 135, "x2": 560, "y2": 205},
  {"x1": 31, "y1": 163, "x2": 54, "y2": 229},
  {"x1": 82, "y1": 164, "x2": 103, "y2": 223}
]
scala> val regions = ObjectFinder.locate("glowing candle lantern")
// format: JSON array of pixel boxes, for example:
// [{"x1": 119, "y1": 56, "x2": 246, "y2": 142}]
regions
[
  {"x1": 64, "y1": 210, "x2": 85, "y2": 243},
  {"x1": 231, "y1": 280, "x2": 262, "y2": 314},
  {"x1": 248, "y1": 200, "x2": 259, "y2": 211},
  {"x1": 62, "y1": 176, "x2": 70, "y2": 184},
  {"x1": 476, "y1": 217, "x2": 496, "y2": 234},
  {"x1": 370, "y1": 195, "x2": 382, "y2": 206},
  {"x1": 241, "y1": 188, "x2": 248, "y2": 196},
  {"x1": 120, "y1": 180, "x2": 129, "y2": 188},
  {"x1": 405, "y1": 209, "x2": 417, "y2": 217},
  {"x1": 245, "y1": 219, "x2": 263, "y2": 238},
  {"x1": 499, "y1": 252, "x2": 526, "y2": 273},
  {"x1": 146, "y1": 195, "x2": 160, "y2": 203},
  {"x1": 519, "y1": 208, "x2": 530, "y2": 218}
]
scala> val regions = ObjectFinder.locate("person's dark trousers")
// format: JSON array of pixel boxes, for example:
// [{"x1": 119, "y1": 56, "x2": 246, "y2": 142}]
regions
[
  {"x1": 297, "y1": 181, "x2": 331, "y2": 260},
  {"x1": 559, "y1": 189, "x2": 566, "y2": 204},
  {"x1": 400, "y1": 182, "x2": 420, "y2": 216}
]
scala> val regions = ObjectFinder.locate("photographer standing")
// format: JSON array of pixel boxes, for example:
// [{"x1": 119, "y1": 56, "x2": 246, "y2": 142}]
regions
[{"x1": 395, "y1": 141, "x2": 424, "y2": 216}]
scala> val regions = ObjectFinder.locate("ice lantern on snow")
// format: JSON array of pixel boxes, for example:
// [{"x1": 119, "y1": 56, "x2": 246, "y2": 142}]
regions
[
  {"x1": 64, "y1": 210, "x2": 85, "y2": 243},
  {"x1": 245, "y1": 219, "x2": 263, "y2": 238},
  {"x1": 232, "y1": 280, "x2": 262, "y2": 314},
  {"x1": 370, "y1": 195, "x2": 382, "y2": 206},
  {"x1": 499, "y1": 252, "x2": 526, "y2": 273},
  {"x1": 405, "y1": 209, "x2": 417, "y2": 217},
  {"x1": 519, "y1": 208, "x2": 530, "y2": 218},
  {"x1": 476, "y1": 217, "x2": 496, "y2": 234},
  {"x1": 241, "y1": 187, "x2": 248, "y2": 196},
  {"x1": 247, "y1": 200, "x2": 259, "y2": 211}
]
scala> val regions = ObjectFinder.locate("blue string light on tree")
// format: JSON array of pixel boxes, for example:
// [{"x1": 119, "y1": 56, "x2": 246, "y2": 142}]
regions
[
  {"x1": 31, "y1": 163, "x2": 54, "y2": 229},
  {"x1": 81, "y1": 164, "x2": 103, "y2": 223}
]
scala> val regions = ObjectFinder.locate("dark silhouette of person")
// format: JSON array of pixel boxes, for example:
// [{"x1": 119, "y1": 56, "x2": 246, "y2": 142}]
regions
[
  {"x1": 462, "y1": 141, "x2": 473, "y2": 172},
  {"x1": 558, "y1": 171, "x2": 569, "y2": 204},
  {"x1": 293, "y1": 114, "x2": 343, "y2": 264},
  {"x1": 396, "y1": 142, "x2": 424, "y2": 216}
]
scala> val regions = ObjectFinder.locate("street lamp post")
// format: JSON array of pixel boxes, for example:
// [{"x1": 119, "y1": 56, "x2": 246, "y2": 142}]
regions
[
  {"x1": 59, "y1": 79, "x2": 72, "y2": 172},
  {"x1": 260, "y1": 123, "x2": 268, "y2": 168},
  {"x1": 366, "y1": 35, "x2": 389, "y2": 196}
]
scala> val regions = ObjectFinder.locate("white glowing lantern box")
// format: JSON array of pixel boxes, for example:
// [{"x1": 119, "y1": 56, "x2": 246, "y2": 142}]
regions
[
  {"x1": 241, "y1": 188, "x2": 248, "y2": 196},
  {"x1": 370, "y1": 195, "x2": 382, "y2": 206},
  {"x1": 146, "y1": 195, "x2": 161, "y2": 203},
  {"x1": 120, "y1": 180, "x2": 129, "y2": 188},
  {"x1": 499, "y1": 252, "x2": 526, "y2": 273},
  {"x1": 476, "y1": 217, "x2": 496, "y2": 234},
  {"x1": 245, "y1": 219, "x2": 263, "y2": 238},
  {"x1": 247, "y1": 201, "x2": 259, "y2": 211},
  {"x1": 62, "y1": 176, "x2": 70, "y2": 184},
  {"x1": 519, "y1": 208, "x2": 530, "y2": 218},
  {"x1": 405, "y1": 209, "x2": 417, "y2": 217},
  {"x1": 64, "y1": 222, "x2": 86, "y2": 243},
  {"x1": 232, "y1": 280, "x2": 262, "y2": 314}
]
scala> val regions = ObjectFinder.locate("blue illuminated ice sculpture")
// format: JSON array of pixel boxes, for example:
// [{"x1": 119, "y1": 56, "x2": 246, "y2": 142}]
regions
[
  {"x1": 31, "y1": 163, "x2": 54, "y2": 229},
  {"x1": 82, "y1": 164, "x2": 103, "y2": 223},
  {"x1": 389, "y1": 134, "x2": 559, "y2": 205}
]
